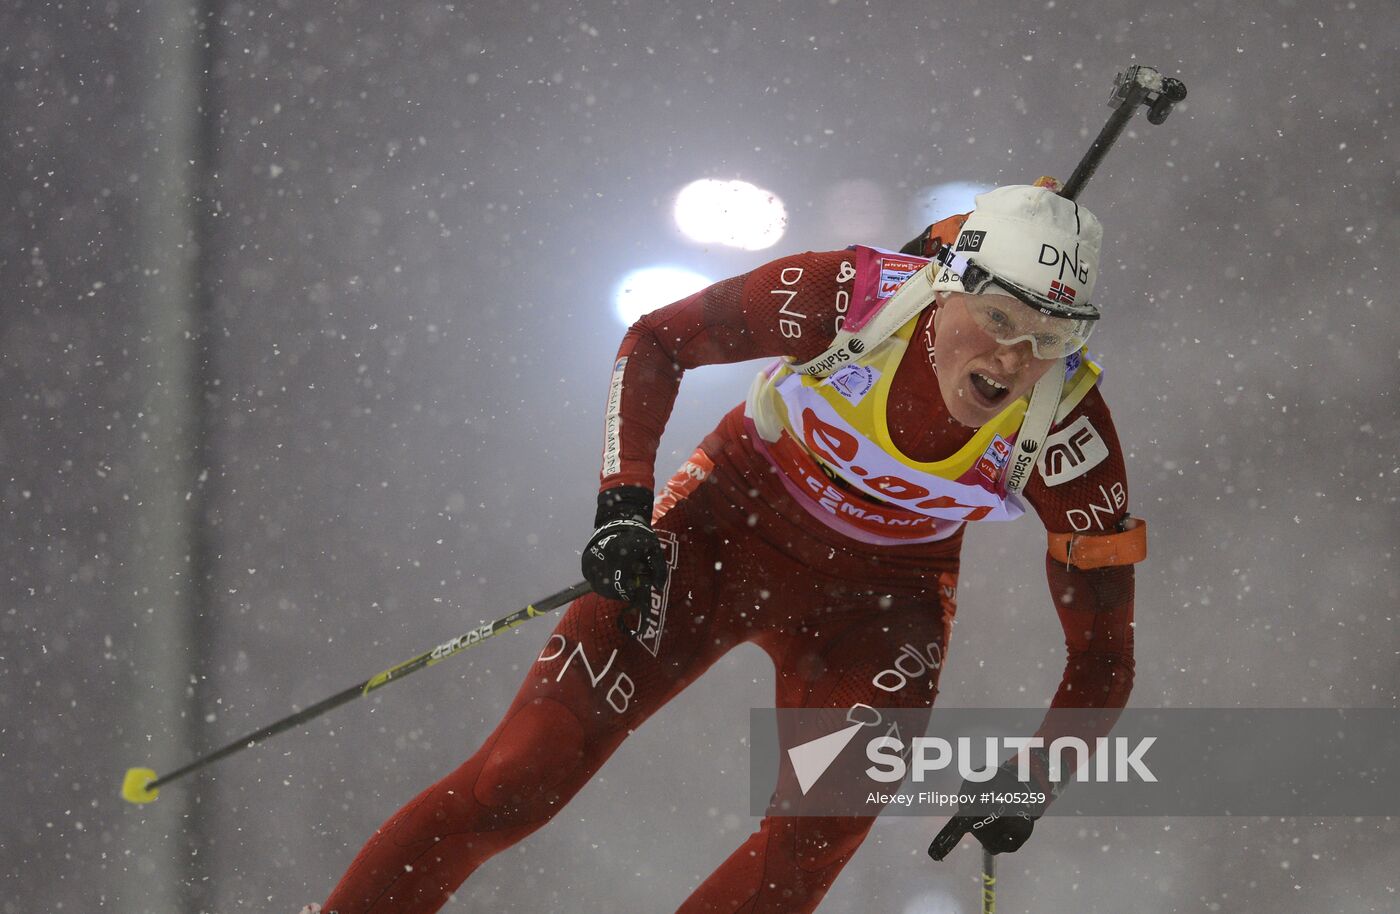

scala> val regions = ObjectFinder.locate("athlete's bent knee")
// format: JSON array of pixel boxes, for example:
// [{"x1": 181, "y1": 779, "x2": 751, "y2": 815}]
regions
[{"x1": 473, "y1": 698, "x2": 587, "y2": 811}]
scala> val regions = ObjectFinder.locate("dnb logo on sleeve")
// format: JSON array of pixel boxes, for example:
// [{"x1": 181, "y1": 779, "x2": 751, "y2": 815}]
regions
[{"x1": 1039, "y1": 415, "x2": 1109, "y2": 486}]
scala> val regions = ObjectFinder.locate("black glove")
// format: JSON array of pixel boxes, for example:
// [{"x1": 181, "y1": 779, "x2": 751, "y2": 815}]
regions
[
  {"x1": 582, "y1": 486, "x2": 669, "y2": 633},
  {"x1": 927, "y1": 764, "x2": 1048, "y2": 861}
]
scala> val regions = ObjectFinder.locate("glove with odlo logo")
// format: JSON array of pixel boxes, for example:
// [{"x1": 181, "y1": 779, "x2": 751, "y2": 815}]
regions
[
  {"x1": 927, "y1": 763, "x2": 1048, "y2": 861},
  {"x1": 581, "y1": 486, "x2": 669, "y2": 634}
]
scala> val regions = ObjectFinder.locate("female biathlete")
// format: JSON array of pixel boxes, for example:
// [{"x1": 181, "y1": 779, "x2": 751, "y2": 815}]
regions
[{"x1": 309, "y1": 182, "x2": 1146, "y2": 913}]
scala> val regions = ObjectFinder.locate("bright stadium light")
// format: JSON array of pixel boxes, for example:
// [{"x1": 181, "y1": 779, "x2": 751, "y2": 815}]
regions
[
  {"x1": 674, "y1": 179, "x2": 787, "y2": 251},
  {"x1": 613, "y1": 266, "x2": 712, "y2": 326}
]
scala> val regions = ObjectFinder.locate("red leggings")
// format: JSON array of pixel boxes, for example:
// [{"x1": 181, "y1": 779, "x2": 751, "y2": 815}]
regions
[{"x1": 323, "y1": 431, "x2": 960, "y2": 913}]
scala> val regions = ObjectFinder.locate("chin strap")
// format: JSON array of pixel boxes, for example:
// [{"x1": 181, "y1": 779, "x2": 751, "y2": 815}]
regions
[{"x1": 1003, "y1": 357, "x2": 1066, "y2": 496}]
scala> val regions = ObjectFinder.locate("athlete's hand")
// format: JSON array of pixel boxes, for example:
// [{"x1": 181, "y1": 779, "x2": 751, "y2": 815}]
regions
[
  {"x1": 927, "y1": 765, "x2": 1046, "y2": 861},
  {"x1": 582, "y1": 486, "x2": 668, "y2": 632}
]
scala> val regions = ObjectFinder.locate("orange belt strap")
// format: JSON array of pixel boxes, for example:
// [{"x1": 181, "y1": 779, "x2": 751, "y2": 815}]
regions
[{"x1": 1047, "y1": 517, "x2": 1148, "y2": 569}]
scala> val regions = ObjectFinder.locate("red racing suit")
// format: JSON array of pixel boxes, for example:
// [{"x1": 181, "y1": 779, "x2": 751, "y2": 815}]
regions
[{"x1": 322, "y1": 215, "x2": 1138, "y2": 913}]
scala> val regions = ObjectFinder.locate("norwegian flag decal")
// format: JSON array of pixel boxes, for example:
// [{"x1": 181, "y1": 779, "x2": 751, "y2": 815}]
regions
[{"x1": 1047, "y1": 280, "x2": 1077, "y2": 303}]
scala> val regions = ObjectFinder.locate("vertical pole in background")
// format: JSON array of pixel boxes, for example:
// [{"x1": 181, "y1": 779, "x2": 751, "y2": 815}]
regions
[
  {"x1": 981, "y1": 850, "x2": 996, "y2": 913},
  {"x1": 126, "y1": 0, "x2": 220, "y2": 909}
]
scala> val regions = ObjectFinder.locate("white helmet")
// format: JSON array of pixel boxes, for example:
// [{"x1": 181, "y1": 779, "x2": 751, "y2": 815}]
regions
[{"x1": 932, "y1": 184, "x2": 1103, "y2": 323}]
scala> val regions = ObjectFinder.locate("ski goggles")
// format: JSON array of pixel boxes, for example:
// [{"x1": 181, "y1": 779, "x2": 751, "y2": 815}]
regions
[
  {"x1": 932, "y1": 244, "x2": 1100, "y2": 360},
  {"x1": 962, "y1": 290, "x2": 1095, "y2": 360}
]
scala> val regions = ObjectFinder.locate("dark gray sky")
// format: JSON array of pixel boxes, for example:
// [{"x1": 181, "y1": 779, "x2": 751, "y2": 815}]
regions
[{"x1": 2, "y1": 1, "x2": 1397, "y2": 911}]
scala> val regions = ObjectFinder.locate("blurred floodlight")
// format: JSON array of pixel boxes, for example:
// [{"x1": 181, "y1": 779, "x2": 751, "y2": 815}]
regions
[
  {"x1": 674, "y1": 178, "x2": 787, "y2": 250},
  {"x1": 614, "y1": 266, "x2": 712, "y2": 326},
  {"x1": 908, "y1": 180, "x2": 994, "y2": 229}
]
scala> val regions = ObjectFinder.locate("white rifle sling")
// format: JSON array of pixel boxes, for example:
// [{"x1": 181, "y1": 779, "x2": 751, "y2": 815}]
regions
[{"x1": 1002, "y1": 357, "x2": 1066, "y2": 496}]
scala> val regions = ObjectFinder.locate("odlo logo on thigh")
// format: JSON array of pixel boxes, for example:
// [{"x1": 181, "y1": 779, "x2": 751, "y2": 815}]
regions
[
  {"x1": 872, "y1": 641, "x2": 943, "y2": 694},
  {"x1": 634, "y1": 529, "x2": 679, "y2": 657}
]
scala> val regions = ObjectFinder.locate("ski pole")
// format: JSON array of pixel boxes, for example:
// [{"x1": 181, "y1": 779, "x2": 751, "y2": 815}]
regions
[
  {"x1": 120, "y1": 579, "x2": 593, "y2": 805},
  {"x1": 981, "y1": 848, "x2": 996, "y2": 914}
]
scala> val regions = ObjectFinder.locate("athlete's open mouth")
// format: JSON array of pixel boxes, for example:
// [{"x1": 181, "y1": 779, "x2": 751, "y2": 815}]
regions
[{"x1": 969, "y1": 371, "x2": 1011, "y2": 406}]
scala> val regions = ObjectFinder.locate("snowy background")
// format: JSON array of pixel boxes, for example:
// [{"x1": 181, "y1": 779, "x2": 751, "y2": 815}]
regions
[{"x1": 2, "y1": 0, "x2": 1397, "y2": 911}]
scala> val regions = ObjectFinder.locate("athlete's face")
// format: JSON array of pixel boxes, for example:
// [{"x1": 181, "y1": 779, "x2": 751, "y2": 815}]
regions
[{"x1": 931, "y1": 292, "x2": 1061, "y2": 428}]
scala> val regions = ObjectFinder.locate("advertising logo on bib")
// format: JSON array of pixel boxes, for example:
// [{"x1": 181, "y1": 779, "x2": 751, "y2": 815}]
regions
[
  {"x1": 826, "y1": 365, "x2": 879, "y2": 405},
  {"x1": 878, "y1": 256, "x2": 922, "y2": 299},
  {"x1": 974, "y1": 435, "x2": 1012, "y2": 482}
]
